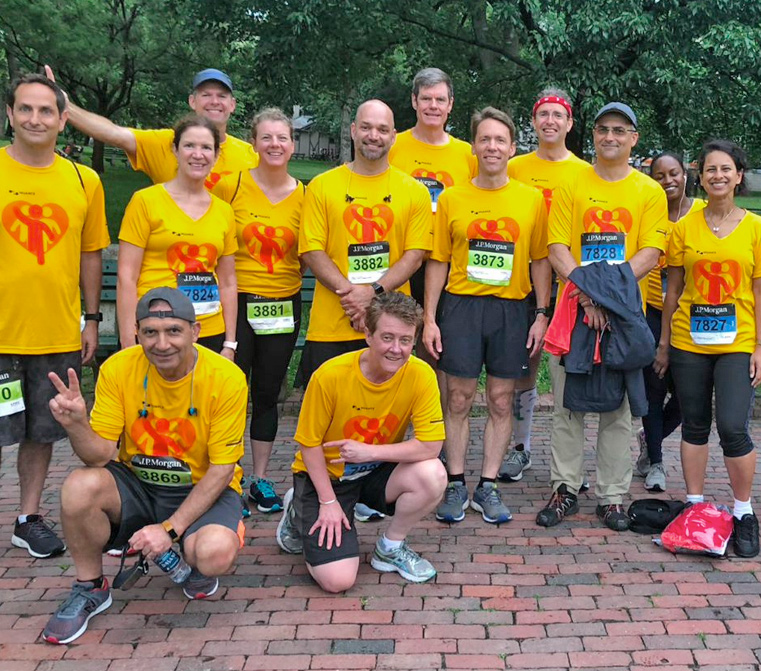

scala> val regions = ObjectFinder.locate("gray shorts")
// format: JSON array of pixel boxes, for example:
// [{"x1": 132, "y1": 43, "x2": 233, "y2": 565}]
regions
[{"x1": 0, "y1": 352, "x2": 81, "y2": 445}]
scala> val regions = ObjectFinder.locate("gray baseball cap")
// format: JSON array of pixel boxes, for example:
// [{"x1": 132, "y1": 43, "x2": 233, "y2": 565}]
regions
[
  {"x1": 594, "y1": 102, "x2": 637, "y2": 128},
  {"x1": 136, "y1": 287, "x2": 196, "y2": 323}
]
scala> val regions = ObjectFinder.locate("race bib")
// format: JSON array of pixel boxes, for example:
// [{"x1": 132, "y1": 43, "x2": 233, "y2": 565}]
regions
[
  {"x1": 246, "y1": 297, "x2": 295, "y2": 335},
  {"x1": 347, "y1": 242, "x2": 389, "y2": 284},
  {"x1": 415, "y1": 176, "x2": 445, "y2": 213},
  {"x1": 176, "y1": 272, "x2": 220, "y2": 316},
  {"x1": 690, "y1": 304, "x2": 737, "y2": 345},
  {"x1": 467, "y1": 239, "x2": 514, "y2": 286},
  {"x1": 339, "y1": 461, "x2": 383, "y2": 482},
  {"x1": 130, "y1": 454, "x2": 193, "y2": 487},
  {"x1": 0, "y1": 372, "x2": 24, "y2": 418},
  {"x1": 580, "y1": 232, "x2": 625, "y2": 266}
]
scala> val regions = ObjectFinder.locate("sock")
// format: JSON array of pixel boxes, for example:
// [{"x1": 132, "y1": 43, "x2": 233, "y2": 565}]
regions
[
  {"x1": 512, "y1": 387, "x2": 537, "y2": 452},
  {"x1": 734, "y1": 498, "x2": 753, "y2": 520},
  {"x1": 79, "y1": 576, "x2": 105, "y2": 589},
  {"x1": 378, "y1": 535, "x2": 403, "y2": 553},
  {"x1": 448, "y1": 473, "x2": 465, "y2": 485},
  {"x1": 17, "y1": 515, "x2": 28, "y2": 524},
  {"x1": 478, "y1": 476, "x2": 495, "y2": 490},
  {"x1": 686, "y1": 494, "x2": 704, "y2": 505}
]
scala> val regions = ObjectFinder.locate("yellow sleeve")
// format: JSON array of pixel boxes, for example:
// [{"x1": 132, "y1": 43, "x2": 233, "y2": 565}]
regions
[
  {"x1": 637, "y1": 186, "x2": 668, "y2": 252},
  {"x1": 220, "y1": 202, "x2": 238, "y2": 256},
  {"x1": 410, "y1": 364, "x2": 446, "y2": 442},
  {"x1": 129, "y1": 129, "x2": 175, "y2": 182},
  {"x1": 753, "y1": 218, "x2": 761, "y2": 279},
  {"x1": 118, "y1": 191, "x2": 150, "y2": 248},
  {"x1": 298, "y1": 179, "x2": 328, "y2": 254},
  {"x1": 548, "y1": 179, "x2": 573, "y2": 247},
  {"x1": 89, "y1": 357, "x2": 126, "y2": 441},
  {"x1": 430, "y1": 190, "x2": 453, "y2": 262},
  {"x1": 666, "y1": 218, "x2": 686, "y2": 267},
  {"x1": 293, "y1": 369, "x2": 335, "y2": 448},
  {"x1": 207, "y1": 370, "x2": 247, "y2": 465},
  {"x1": 80, "y1": 169, "x2": 111, "y2": 251},
  {"x1": 529, "y1": 195, "x2": 549, "y2": 261},
  {"x1": 403, "y1": 180, "x2": 434, "y2": 252}
]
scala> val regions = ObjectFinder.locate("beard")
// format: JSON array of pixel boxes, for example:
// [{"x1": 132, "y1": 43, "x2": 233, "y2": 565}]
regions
[{"x1": 357, "y1": 141, "x2": 389, "y2": 162}]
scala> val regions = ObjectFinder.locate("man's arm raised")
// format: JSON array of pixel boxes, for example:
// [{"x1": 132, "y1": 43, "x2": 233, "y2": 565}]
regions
[{"x1": 45, "y1": 65, "x2": 137, "y2": 159}]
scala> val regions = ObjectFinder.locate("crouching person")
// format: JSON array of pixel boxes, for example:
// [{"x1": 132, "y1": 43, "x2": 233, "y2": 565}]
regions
[
  {"x1": 42, "y1": 287, "x2": 248, "y2": 644},
  {"x1": 277, "y1": 292, "x2": 446, "y2": 592}
]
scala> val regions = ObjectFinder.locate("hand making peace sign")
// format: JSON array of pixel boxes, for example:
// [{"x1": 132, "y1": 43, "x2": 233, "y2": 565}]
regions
[{"x1": 48, "y1": 368, "x2": 88, "y2": 427}]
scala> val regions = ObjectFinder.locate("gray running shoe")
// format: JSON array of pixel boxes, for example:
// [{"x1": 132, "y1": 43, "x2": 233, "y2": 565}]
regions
[
  {"x1": 276, "y1": 488, "x2": 303, "y2": 554},
  {"x1": 182, "y1": 568, "x2": 219, "y2": 599},
  {"x1": 636, "y1": 427, "x2": 650, "y2": 477},
  {"x1": 471, "y1": 482, "x2": 513, "y2": 524},
  {"x1": 435, "y1": 481, "x2": 469, "y2": 522},
  {"x1": 644, "y1": 462, "x2": 666, "y2": 492},
  {"x1": 498, "y1": 447, "x2": 532, "y2": 481},
  {"x1": 370, "y1": 540, "x2": 436, "y2": 583},
  {"x1": 41, "y1": 579, "x2": 112, "y2": 645},
  {"x1": 354, "y1": 503, "x2": 385, "y2": 522}
]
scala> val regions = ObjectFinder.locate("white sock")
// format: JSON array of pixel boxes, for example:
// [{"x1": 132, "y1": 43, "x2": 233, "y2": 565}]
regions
[
  {"x1": 512, "y1": 387, "x2": 538, "y2": 452},
  {"x1": 17, "y1": 515, "x2": 28, "y2": 524},
  {"x1": 378, "y1": 535, "x2": 403, "y2": 552},
  {"x1": 733, "y1": 498, "x2": 753, "y2": 520},
  {"x1": 686, "y1": 494, "x2": 704, "y2": 505}
]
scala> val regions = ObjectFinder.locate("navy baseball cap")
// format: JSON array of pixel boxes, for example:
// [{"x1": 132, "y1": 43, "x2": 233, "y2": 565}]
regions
[
  {"x1": 136, "y1": 287, "x2": 196, "y2": 323},
  {"x1": 192, "y1": 68, "x2": 233, "y2": 92},
  {"x1": 594, "y1": 102, "x2": 637, "y2": 128}
]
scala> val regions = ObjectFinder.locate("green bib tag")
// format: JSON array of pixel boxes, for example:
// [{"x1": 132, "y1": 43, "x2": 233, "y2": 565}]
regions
[
  {"x1": 347, "y1": 242, "x2": 390, "y2": 284},
  {"x1": 247, "y1": 297, "x2": 295, "y2": 335},
  {"x1": 130, "y1": 454, "x2": 193, "y2": 487},
  {"x1": 467, "y1": 239, "x2": 514, "y2": 286},
  {"x1": 0, "y1": 376, "x2": 24, "y2": 418}
]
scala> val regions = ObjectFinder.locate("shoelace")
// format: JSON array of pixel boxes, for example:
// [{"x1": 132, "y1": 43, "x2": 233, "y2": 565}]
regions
[
  {"x1": 602, "y1": 504, "x2": 624, "y2": 518},
  {"x1": 390, "y1": 542, "x2": 422, "y2": 567},
  {"x1": 58, "y1": 584, "x2": 103, "y2": 617},
  {"x1": 550, "y1": 492, "x2": 574, "y2": 514},
  {"x1": 480, "y1": 486, "x2": 503, "y2": 506},
  {"x1": 23, "y1": 517, "x2": 59, "y2": 540},
  {"x1": 505, "y1": 451, "x2": 525, "y2": 466},
  {"x1": 256, "y1": 478, "x2": 277, "y2": 498},
  {"x1": 737, "y1": 516, "x2": 758, "y2": 541}
]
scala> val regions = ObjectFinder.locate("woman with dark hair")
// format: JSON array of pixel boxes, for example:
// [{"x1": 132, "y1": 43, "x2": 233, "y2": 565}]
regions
[
  {"x1": 655, "y1": 139, "x2": 761, "y2": 557},
  {"x1": 635, "y1": 152, "x2": 704, "y2": 492},
  {"x1": 117, "y1": 115, "x2": 238, "y2": 356}
]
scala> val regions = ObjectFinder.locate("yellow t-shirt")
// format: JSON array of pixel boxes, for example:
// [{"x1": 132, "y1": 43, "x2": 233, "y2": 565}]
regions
[
  {"x1": 646, "y1": 199, "x2": 706, "y2": 311},
  {"x1": 548, "y1": 166, "x2": 668, "y2": 306},
  {"x1": 508, "y1": 151, "x2": 590, "y2": 213},
  {"x1": 389, "y1": 130, "x2": 477, "y2": 213},
  {"x1": 90, "y1": 345, "x2": 247, "y2": 494},
  {"x1": 119, "y1": 184, "x2": 237, "y2": 337},
  {"x1": 292, "y1": 350, "x2": 445, "y2": 480},
  {"x1": 299, "y1": 165, "x2": 432, "y2": 342},
  {"x1": 667, "y1": 210, "x2": 761, "y2": 355},
  {"x1": 129, "y1": 129, "x2": 258, "y2": 190},
  {"x1": 432, "y1": 180, "x2": 548, "y2": 299},
  {"x1": 0, "y1": 149, "x2": 110, "y2": 354},
  {"x1": 213, "y1": 171, "x2": 304, "y2": 297}
]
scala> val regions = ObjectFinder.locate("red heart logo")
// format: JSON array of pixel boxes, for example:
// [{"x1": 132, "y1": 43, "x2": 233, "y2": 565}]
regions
[
  {"x1": 242, "y1": 222, "x2": 296, "y2": 273},
  {"x1": 343, "y1": 414, "x2": 400, "y2": 444},
  {"x1": 1, "y1": 200, "x2": 69, "y2": 265},
  {"x1": 411, "y1": 168, "x2": 454, "y2": 188},
  {"x1": 342, "y1": 203, "x2": 394, "y2": 243},
  {"x1": 693, "y1": 259, "x2": 741, "y2": 304},
  {"x1": 130, "y1": 415, "x2": 196, "y2": 457},
  {"x1": 167, "y1": 242, "x2": 218, "y2": 273},
  {"x1": 583, "y1": 207, "x2": 633, "y2": 234},
  {"x1": 467, "y1": 217, "x2": 520, "y2": 243},
  {"x1": 204, "y1": 170, "x2": 231, "y2": 191}
]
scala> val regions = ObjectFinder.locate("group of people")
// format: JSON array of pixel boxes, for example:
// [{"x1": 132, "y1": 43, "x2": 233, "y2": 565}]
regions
[{"x1": 1, "y1": 63, "x2": 758, "y2": 646}]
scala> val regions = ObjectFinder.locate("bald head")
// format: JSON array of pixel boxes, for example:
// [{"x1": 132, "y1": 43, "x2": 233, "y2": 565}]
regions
[
  {"x1": 355, "y1": 99, "x2": 394, "y2": 126},
  {"x1": 351, "y1": 99, "x2": 396, "y2": 166}
]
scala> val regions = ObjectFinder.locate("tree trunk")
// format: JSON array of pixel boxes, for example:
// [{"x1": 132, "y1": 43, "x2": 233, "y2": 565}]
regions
[
  {"x1": 339, "y1": 97, "x2": 353, "y2": 164},
  {"x1": 91, "y1": 139, "x2": 105, "y2": 174},
  {"x1": 2, "y1": 41, "x2": 20, "y2": 137}
]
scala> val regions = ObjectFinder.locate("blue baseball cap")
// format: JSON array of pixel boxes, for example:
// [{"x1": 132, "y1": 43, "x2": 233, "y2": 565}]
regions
[
  {"x1": 192, "y1": 68, "x2": 233, "y2": 92},
  {"x1": 594, "y1": 102, "x2": 637, "y2": 128}
]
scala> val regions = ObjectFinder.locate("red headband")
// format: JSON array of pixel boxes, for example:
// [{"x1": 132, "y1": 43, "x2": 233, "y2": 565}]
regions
[{"x1": 533, "y1": 95, "x2": 572, "y2": 118}]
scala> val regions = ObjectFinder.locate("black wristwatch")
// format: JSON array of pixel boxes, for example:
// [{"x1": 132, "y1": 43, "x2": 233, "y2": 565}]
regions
[
  {"x1": 534, "y1": 307, "x2": 549, "y2": 317},
  {"x1": 84, "y1": 312, "x2": 103, "y2": 322},
  {"x1": 371, "y1": 282, "x2": 385, "y2": 296}
]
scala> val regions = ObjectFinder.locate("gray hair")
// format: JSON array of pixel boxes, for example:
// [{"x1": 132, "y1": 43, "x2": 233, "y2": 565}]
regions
[{"x1": 412, "y1": 68, "x2": 453, "y2": 99}]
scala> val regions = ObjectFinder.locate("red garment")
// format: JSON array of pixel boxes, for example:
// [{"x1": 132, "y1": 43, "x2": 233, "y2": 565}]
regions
[{"x1": 544, "y1": 281, "x2": 602, "y2": 362}]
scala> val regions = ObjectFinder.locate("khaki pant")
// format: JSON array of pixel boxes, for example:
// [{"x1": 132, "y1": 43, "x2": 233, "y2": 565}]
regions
[{"x1": 548, "y1": 355, "x2": 632, "y2": 504}]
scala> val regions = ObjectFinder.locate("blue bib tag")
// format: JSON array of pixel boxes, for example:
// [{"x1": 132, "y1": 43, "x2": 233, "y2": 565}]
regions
[
  {"x1": 580, "y1": 232, "x2": 625, "y2": 266},
  {"x1": 690, "y1": 304, "x2": 737, "y2": 345}
]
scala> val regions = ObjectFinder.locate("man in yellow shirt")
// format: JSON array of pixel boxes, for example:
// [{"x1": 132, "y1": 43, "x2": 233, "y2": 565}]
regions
[
  {"x1": 1, "y1": 74, "x2": 109, "y2": 560},
  {"x1": 45, "y1": 67, "x2": 257, "y2": 189},
  {"x1": 276, "y1": 293, "x2": 446, "y2": 592},
  {"x1": 42, "y1": 288, "x2": 248, "y2": 645},
  {"x1": 500, "y1": 88, "x2": 589, "y2": 483},
  {"x1": 538, "y1": 102, "x2": 666, "y2": 531},
  {"x1": 298, "y1": 100, "x2": 431, "y2": 385}
]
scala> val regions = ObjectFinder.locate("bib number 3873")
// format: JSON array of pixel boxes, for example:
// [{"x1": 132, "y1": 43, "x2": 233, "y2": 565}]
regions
[
  {"x1": 467, "y1": 239, "x2": 514, "y2": 286},
  {"x1": 0, "y1": 373, "x2": 24, "y2": 418}
]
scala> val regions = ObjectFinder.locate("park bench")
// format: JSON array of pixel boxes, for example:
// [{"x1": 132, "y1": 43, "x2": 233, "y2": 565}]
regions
[{"x1": 103, "y1": 146, "x2": 129, "y2": 167}]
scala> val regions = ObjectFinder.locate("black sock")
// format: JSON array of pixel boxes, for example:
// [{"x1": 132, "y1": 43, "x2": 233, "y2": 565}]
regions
[
  {"x1": 80, "y1": 576, "x2": 104, "y2": 589},
  {"x1": 448, "y1": 473, "x2": 465, "y2": 484},
  {"x1": 478, "y1": 476, "x2": 495, "y2": 489}
]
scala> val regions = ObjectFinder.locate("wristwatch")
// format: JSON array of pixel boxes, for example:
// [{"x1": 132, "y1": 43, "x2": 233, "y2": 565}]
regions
[
  {"x1": 534, "y1": 307, "x2": 549, "y2": 317},
  {"x1": 371, "y1": 282, "x2": 385, "y2": 296},
  {"x1": 222, "y1": 340, "x2": 238, "y2": 352},
  {"x1": 161, "y1": 520, "x2": 179, "y2": 542},
  {"x1": 84, "y1": 312, "x2": 103, "y2": 322}
]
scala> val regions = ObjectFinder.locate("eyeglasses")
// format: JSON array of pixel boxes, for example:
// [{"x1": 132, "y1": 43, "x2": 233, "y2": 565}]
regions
[
  {"x1": 594, "y1": 125, "x2": 637, "y2": 137},
  {"x1": 536, "y1": 110, "x2": 568, "y2": 121}
]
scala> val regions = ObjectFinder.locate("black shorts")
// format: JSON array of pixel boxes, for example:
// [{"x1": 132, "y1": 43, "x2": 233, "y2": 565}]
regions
[
  {"x1": 197, "y1": 333, "x2": 225, "y2": 353},
  {"x1": 297, "y1": 339, "x2": 366, "y2": 387},
  {"x1": 104, "y1": 461, "x2": 244, "y2": 551},
  {"x1": 296, "y1": 462, "x2": 397, "y2": 567},
  {"x1": 0, "y1": 351, "x2": 81, "y2": 445},
  {"x1": 437, "y1": 292, "x2": 530, "y2": 380}
]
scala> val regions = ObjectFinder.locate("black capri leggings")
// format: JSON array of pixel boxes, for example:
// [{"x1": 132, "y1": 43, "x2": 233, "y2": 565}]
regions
[
  {"x1": 669, "y1": 346, "x2": 755, "y2": 458},
  {"x1": 236, "y1": 291, "x2": 301, "y2": 442}
]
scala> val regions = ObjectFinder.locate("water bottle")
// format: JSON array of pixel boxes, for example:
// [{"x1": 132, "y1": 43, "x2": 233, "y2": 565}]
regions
[{"x1": 154, "y1": 549, "x2": 191, "y2": 583}]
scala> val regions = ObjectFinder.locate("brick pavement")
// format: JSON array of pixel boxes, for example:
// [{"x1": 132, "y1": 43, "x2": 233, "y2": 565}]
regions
[{"x1": 2, "y1": 408, "x2": 761, "y2": 670}]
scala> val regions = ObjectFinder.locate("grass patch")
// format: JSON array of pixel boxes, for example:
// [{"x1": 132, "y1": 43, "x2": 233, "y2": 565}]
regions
[
  {"x1": 736, "y1": 195, "x2": 761, "y2": 212},
  {"x1": 100, "y1": 168, "x2": 151, "y2": 239}
]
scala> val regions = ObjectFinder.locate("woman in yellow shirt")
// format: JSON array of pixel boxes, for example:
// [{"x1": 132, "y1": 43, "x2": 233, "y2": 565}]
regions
[
  {"x1": 117, "y1": 115, "x2": 238, "y2": 356},
  {"x1": 213, "y1": 108, "x2": 303, "y2": 514},
  {"x1": 655, "y1": 140, "x2": 761, "y2": 558}
]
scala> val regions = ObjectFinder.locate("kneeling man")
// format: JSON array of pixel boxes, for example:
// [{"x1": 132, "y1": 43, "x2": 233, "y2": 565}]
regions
[
  {"x1": 277, "y1": 292, "x2": 446, "y2": 592},
  {"x1": 42, "y1": 287, "x2": 248, "y2": 644}
]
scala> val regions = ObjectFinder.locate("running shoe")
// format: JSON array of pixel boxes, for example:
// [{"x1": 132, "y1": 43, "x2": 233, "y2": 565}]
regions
[
  {"x1": 276, "y1": 488, "x2": 303, "y2": 554},
  {"x1": 498, "y1": 446, "x2": 532, "y2": 481},
  {"x1": 248, "y1": 477, "x2": 283, "y2": 513},
  {"x1": 370, "y1": 540, "x2": 436, "y2": 583},
  {"x1": 354, "y1": 503, "x2": 385, "y2": 522},
  {"x1": 471, "y1": 482, "x2": 513, "y2": 523},
  {"x1": 435, "y1": 481, "x2": 469, "y2": 523},
  {"x1": 182, "y1": 568, "x2": 219, "y2": 599},
  {"x1": 12, "y1": 515, "x2": 65, "y2": 558},
  {"x1": 41, "y1": 579, "x2": 112, "y2": 644}
]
